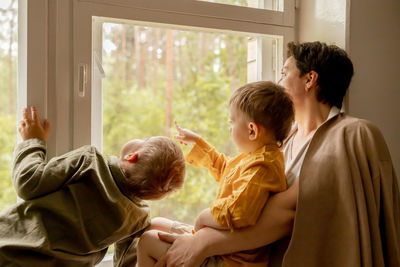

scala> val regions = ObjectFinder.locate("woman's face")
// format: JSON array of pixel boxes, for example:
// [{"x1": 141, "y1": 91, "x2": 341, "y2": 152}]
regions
[{"x1": 278, "y1": 56, "x2": 307, "y2": 105}]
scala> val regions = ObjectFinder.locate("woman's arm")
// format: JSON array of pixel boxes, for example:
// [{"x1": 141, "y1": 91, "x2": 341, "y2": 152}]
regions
[{"x1": 156, "y1": 179, "x2": 298, "y2": 267}]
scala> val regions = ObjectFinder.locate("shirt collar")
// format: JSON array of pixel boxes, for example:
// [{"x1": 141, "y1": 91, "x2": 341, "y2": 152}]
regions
[
  {"x1": 290, "y1": 105, "x2": 342, "y2": 131},
  {"x1": 327, "y1": 105, "x2": 341, "y2": 121},
  {"x1": 108, "y1": 155, "x2": 139, "y2": 202},
  {"x1": 252, "y1": 143, "x2": 279, "y2": 154}
]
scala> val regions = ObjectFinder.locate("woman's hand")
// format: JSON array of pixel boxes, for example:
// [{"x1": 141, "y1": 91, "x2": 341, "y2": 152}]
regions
[
  {"x1": 155, "y1": 232, "x2": 207, "y2": 267},
  {"x1": 18, "y1": 106, "x2": 51, "y2": 141},
  {"x1": 154, "y1": 183, "x2": 298, "y2": 267},
  {"x1": 174, "y1": 120, "x2": 200, "y2": 145}
]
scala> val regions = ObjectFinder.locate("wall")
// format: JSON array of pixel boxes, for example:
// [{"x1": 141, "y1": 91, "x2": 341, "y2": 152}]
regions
[
  {"x1": 296, "y1": 0, "x2": 400, "y2": 177},
  {"x1": 347, "y1": 0, "x2": 400, "y2": 178},
  {"x1": 296, "y1": 0, "x2": 346, "y2": 48}
]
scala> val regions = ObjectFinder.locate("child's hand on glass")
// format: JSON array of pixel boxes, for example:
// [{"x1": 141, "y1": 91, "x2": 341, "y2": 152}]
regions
[
  {"x1": 18, "y1": 106, "x2": 51, "y2": 141},
  {"x1": 174, "y1": 120, "x2": 200, "y2": 145}
]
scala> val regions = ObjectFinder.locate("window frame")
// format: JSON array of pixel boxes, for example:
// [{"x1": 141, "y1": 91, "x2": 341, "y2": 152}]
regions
[
  {"x1": 17, "y1": 0, "x2": 295, "y2": 264},
  {"x1": 18, "y1": 0, "x2": 294, "y2": 155},
  {"x1": 18, "y1": 0, "x2": 74, "y2": 158},
  {"x1": 78, "y1": 0, "x2": 294, "y2": 26},
  {"x1": 72, "y1": 0, "x2": 295, "y2": 150}
]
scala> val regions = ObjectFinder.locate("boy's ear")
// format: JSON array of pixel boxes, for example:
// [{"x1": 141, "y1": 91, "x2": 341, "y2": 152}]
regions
[
  {"x1": 124, "y1": 152, "x2": 139, "y2": 163},
  {"x1": 161, "y1": 175, "x2": 174, "y2": 193},
  {"x1": 248, "y1": 122, "x2": 259, "y2": 141}
]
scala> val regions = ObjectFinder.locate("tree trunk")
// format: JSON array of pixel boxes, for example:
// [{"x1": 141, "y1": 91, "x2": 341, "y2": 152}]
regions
[
  {"x1": 134, "y1": 26, "x2": 145, "y2": 89},
  {"x1": 140, "y1": 30, "x2": 148, "y2": 89},
  {"x1": 152, "y1": 28, "x2": 161, "y2": 95},
  {"x1": 113, "y1": 26, "x2": 120, "y2": 79},
  {"x1": 198, "y1": 32, "x2": 206, "y2": 74},
  {"x1": 121, "y1": 25, "x2": 127, "y2": 85},
  {"x1": 8, "y1": 0, "x2": 16, "y2": 114},
  {"x1": 164, "y1": 29, "x2": 174, "y2": 137}
]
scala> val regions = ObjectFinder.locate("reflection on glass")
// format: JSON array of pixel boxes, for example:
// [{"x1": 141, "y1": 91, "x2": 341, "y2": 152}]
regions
[
  {"x1": 198, "y1": 0, "x2": 283, "y2": 11},
  {"x1": 0, "y1": 0, "x2": 17, "y2": 212}
]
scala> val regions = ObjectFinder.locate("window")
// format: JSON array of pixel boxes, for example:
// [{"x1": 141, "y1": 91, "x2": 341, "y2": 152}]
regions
[
  {"x1": 74, "y1": 0, "x2": 293, "y2": 233},
  {"x1": 0, "y1": 0, "x2": 17, "y2": 211},
  {"x1": 98, "y1": 21, "x2": 281, "y2": 223},
  {"x1": 17, "y1": 0, "x2": 294, "y2": 264},
  {"x1": 73, "y1": 0, "x2": 294, "y2": 148}
]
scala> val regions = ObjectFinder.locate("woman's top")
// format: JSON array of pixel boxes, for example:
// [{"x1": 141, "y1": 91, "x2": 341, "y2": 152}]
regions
[
  {"x1": 269, "y1": 106, "x2": 341, "y2": 267},
  {"x1": 282, "y1": 113, "x2": 400, "y2": 266},
  {"x1": 283, "y1": 106, "x2": 340, "y2": 187}
]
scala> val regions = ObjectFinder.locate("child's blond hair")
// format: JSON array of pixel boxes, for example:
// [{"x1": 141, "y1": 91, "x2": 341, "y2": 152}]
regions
[{"x1": 122, "y1": 136, "x2": 185, "y2": 200}]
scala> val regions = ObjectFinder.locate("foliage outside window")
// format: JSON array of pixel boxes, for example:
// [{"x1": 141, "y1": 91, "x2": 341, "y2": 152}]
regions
[
  {"x1": 101, "y1": 23, "x2": 248, "y2": 224},
  {"x1": 0, "y1": 0, "x2": 17, "y2": 212}
]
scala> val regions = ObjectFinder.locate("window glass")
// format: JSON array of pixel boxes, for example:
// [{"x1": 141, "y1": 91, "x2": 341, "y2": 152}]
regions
[
  {"x1": 100, "y1": 22, "x2": 279, "y2": 224},
  {"x1": 0, "y1": 0, "x2": 17, "y2": 211},
  {"x1": 198, "y1": 0, "x2": 284, "y2": 11}
]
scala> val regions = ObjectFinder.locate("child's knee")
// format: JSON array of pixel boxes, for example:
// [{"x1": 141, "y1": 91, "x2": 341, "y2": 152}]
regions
[
  {"x1": 148, "y1": 217, "x2": 174, "y2": 231},
  {"x1": 138, "y1": 230, "x2": 159, "y2": 251}
]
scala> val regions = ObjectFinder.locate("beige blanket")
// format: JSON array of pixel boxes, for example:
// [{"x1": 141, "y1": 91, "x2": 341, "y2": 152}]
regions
[{"x1": 283, "y1": 114, "x2": 400, "y2": 267}]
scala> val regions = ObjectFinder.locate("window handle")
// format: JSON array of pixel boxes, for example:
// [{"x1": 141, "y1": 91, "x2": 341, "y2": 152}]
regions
[
  {"x1": 78, "y1": 63, "x2": 87, "y2": 97},
  {"x1": 94, "y1": 52, "x2": 106, "y2": 79}
]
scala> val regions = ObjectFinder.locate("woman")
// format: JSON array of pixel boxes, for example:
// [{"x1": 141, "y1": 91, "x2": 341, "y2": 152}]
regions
[{"x1": 154, "y1": 42, "x2": 400, "y2": 267}]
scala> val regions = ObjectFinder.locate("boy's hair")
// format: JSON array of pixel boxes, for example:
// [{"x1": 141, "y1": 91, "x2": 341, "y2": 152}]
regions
[
  {"x1": 229, "y1": 81, "x2": 294, "y2": 145},
  {"x1": 287, "y1": 41, "x2": 354, "y2": 109},
  {"x1": 122, "y1": 136, "x2": 185, "y2": 200}
]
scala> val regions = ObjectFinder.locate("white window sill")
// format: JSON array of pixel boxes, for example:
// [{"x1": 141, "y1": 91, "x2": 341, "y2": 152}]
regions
[{"x1": 96, "y1": 254, "x2": 113, "y2": 267}]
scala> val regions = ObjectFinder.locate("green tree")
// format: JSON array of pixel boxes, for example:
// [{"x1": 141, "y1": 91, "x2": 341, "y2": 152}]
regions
[{"x1": 0, "y1": 0, "x2": 17, "y2": 212}]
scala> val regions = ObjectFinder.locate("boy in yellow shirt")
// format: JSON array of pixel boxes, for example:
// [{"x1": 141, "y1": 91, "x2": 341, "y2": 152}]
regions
[{"x1": 137, "y1": 81, "x2": 294, "y2": 267}]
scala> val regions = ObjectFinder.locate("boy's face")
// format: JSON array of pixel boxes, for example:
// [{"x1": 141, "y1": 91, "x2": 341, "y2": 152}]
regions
[{"x1": 229, "y1": 105, "x2": 251, "y2": 153}]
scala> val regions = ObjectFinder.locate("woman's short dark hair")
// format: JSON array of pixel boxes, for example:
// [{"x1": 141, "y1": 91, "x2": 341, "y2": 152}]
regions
[{"x1": 287, "y1": 41, "x2": 354, "y2": 109}]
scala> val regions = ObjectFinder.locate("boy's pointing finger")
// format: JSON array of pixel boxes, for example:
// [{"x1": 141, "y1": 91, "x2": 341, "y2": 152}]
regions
[{"x1": 174, "y1": 120, "x2": 182, "y2": 131}]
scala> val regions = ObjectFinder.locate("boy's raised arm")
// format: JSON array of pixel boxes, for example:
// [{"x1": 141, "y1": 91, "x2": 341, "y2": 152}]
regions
[
  {"x1": 174, "y1": 121, "x2": 229, "y2": 182},
  {"x1": 13, "y1": 106, "x2": 91, "y2": 200},
  {"x1": 18, "y1": 106, "x2": 50, "y2": 142}
]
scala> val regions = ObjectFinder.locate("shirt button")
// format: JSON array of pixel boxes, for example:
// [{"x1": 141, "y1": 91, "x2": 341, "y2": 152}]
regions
[{"x1": 189, "y1": 160, "x2": 193, "y2": 164}]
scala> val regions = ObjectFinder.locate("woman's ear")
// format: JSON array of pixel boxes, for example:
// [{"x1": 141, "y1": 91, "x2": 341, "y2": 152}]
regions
[
  {"x1": 248, "y1": 122, "x2": 260, "y2": 141},
  {"x1": 124, "y1": 152, "x2": 139, "y2": 163},
  {"x1": 305, "y1": 70, "x2": 319, "y2": 92}
]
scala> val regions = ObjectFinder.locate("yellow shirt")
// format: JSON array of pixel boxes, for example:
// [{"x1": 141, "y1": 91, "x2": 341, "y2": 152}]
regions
[{"x1": 186, "y1": 138, "x2": 286, "y2": 267}]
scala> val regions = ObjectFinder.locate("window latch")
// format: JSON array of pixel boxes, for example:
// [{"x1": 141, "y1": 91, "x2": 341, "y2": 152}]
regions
[{"x1": 78, "y1": 63, "x2": 88, "y2": 97}]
